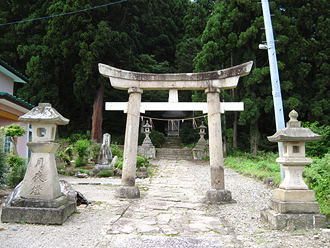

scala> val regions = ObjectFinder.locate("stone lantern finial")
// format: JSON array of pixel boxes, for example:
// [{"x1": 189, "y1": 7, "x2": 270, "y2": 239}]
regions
[{"x1": 287, "y1": 109, "x2": 300, "y2": 128}]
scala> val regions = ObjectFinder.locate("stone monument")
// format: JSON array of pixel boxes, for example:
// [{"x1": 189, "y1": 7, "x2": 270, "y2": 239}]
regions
[
  {"x1": 193, "y1": 122, "x2": 208, "y2": 160},
  {"x1": 97, "y1": 133, "x2": 112, "y2": 165},
  {"x1": 138, "y1": 120, "x2": 156, "y2": 159},
  {"x1": 260, "y1": 110, "x2": 327, "y2": 230},
  {"x1": 1, "y1": 103, "x2": 76, "y2": 224}
]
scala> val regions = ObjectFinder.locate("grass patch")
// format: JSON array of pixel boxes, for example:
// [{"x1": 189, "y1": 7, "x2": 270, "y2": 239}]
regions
[{"x1": 224, "y1": 151, "x2": 281, "y2": 185}]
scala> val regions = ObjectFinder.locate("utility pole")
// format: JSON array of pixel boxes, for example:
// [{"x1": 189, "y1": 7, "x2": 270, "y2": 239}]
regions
[{"x1": 259, "y1": 0, "x2": 285, "y2": 180}]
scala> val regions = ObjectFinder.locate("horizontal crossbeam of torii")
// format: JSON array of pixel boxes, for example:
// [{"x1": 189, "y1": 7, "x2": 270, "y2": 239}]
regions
[
  {"x1": 105, "y1": 102, "x2": 244, "y2": 114},
  {"x1": 99, "y1": 61, "x2": 253, "y2": 202}
]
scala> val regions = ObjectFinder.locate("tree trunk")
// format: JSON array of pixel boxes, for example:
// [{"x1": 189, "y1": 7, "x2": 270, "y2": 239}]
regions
[
  {"x1": 92, "y1": 84, "x2": 105, "y2": 143},
  {"x1": 250, "y1": 122, "x2": 259, "y2": 156}
]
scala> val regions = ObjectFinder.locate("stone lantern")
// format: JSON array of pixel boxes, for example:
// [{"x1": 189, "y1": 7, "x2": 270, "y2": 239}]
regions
[
  {"x1": 143, "y1": 120, "x2": 152, "y2": 139},
  {"x1": 193, "y1": 122, "x2": 208, "y2": 160},
  {"x1": 1, "y1": 103, "x2": 76, "y2": 224},
  {"x1": 138, "y1": 120, "x2": 155, "y2": 159},
  {"x1": 260, "y1": 110, "x2": 327, "y2": 230}
]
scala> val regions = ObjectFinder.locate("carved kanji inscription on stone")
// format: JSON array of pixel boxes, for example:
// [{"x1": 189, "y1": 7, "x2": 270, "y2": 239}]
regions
[{"x1": 30, "y1": 185, "x2": 43, "y2": 196}]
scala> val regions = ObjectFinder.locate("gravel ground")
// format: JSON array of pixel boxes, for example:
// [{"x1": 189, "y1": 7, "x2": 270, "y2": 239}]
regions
[{"x1": 0, "y1": 159, "x2": 329, "y2": 248}]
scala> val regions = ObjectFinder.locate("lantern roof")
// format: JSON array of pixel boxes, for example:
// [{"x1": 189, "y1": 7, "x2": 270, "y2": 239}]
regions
[
  {"x1": 198, "y1": 122, "x2": 207, "y2": 130},
  {"x1": 143, "y1": 120, "x2": 152, "y2": 129},
  {"x1": 267, "y1": 110, "x2": 322, "y2": 142},
  {"x1": 19, "y1": 103, "x2": 69, "y2": 125}
]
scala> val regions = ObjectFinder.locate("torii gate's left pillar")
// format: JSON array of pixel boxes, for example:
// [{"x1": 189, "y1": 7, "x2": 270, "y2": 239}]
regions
[{"x1": 115, "y1": 87, "x2": 143, "y2": 198}]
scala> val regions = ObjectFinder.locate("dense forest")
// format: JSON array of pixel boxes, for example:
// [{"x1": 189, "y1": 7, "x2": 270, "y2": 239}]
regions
[{"x1": 0, "y1": 0, "x2": 329, "y2": 154}]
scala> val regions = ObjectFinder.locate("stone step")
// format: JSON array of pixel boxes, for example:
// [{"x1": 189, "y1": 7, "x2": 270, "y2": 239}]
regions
[
  {"x1": 156, "y1": 148, "x2": 193, "y2": 160},
  {"x1": 162, "y1": 137, "x2": 181, "y2": 148}
]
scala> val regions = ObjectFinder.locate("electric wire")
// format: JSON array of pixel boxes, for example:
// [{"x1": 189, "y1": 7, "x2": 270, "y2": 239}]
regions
[{"x1": 0, "y1": 0, "x2": 127, "y2": 27}]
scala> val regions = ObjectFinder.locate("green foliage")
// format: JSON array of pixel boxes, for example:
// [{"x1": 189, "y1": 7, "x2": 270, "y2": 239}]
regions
[
  {"x1": 114, "y1": 161, "x2": 123, "y2": 170},
  {"x1": 74, "y1": 139, "x2": 89, "y2": 167},
  {"x1": 98, "y1": 170, "x2": 114, "y2": 177},
  {"x1": 179, "y1": 122, "x2": 200, "y2": 146},
  {"x1": 149, "y1": 130, "x2": 165, "y2": 148},
  {"x1": 0, "y1": 145, "x2": 7, "y2": 185},
  {"x1": 304, "y1": 154, "x2": 330, "y2": 217},
  {"x1": 89, "y1": 139, "x2": 101, "y2": 163},
  {"x1": 111, "y1": 144, "x2": 123, "y2": 159},
  {"x1": 302, "y1": 121, "x2": 330, "y2": 158},
  {"x1": 64, "y1": 146, "x2": 74, "y2": 160},
  {"x1": 224, "y1": 151, "x2": 281, "y2": 185},
  {"x1": 0, "y1": 124, "x2": 27, "y2": 138},
  {"x1": 6, "y1": 154, "x2": 27, "y2": 187},
  {"x1": 136, "y1": 156, "x2": 149, "y2": 170},
  {"x1": 0, "y1": 124, "x2": 27, "y2": 155}
]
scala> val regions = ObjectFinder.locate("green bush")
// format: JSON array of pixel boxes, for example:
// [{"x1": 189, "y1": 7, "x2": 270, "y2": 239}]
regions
[
  {"x1": 304, "y1": 154, "x2": 330, "y2": 217},
  {"x1": 114, "y1": 161, "x2": 123, "y2": 170},
  {"x1": 98, "y1": 170, "x2": 114, "y2": 177},
  {"x1": 74, "y1": 139, "x2": 89, "y2": 166},
  {"x1": 0, "y1": 148, "x2": 7, "y2": 185},
  {"x1": 64, "y1": 145, "x2": 74, "y2": 160},
  {"x1": 139, "y1": 130, "x2": 165, "y2": 148},
  {"x1": 111, "y1": 144, "x2": 123, "y2": 158},
  {"x1": 302, "y1": 122, "x2": 330, "y2": 158},
  {"x1": 6, "y1": 154, "x2": 27, "y2": 187},
  {"x1": 136, "y1": 156, "x2": 149, "y2": 169},
  {"x1": 179, "y1": 122, "x2": 199, "y2": 146},
  {"x1": 89, "y1": 139, "x2": 101, "y2": 163},
  {"x1": 150, "y1": 130, "x2": 165, "y2": 148},
  {"x1": 69, "y1": 133, "x2": 91, "y2": 144}
]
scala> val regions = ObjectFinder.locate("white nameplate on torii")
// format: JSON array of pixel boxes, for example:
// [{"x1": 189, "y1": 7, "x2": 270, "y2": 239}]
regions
[{"x1": 105, "y1": 102, "x2": 244, "y2": 114}]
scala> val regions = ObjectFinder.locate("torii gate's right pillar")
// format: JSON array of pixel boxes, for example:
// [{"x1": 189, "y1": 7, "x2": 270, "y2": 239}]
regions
[{"x1": 206, "y1": 87, "x2": 234, "y2": 203}]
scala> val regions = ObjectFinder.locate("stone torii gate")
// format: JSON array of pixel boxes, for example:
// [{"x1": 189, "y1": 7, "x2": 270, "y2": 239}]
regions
[{"x1": 99, "y1": 61, "x2": 253, "y2": 203}]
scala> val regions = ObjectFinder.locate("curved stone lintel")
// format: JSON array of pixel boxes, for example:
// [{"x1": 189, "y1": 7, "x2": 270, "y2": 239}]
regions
[{"x1": 99, "y1": 61, "x2": 253, "y2": 90}]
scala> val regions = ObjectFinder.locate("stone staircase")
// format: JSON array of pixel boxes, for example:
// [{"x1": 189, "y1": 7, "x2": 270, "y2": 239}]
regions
[{"x1": 156, "y1": 137, "x2": 193, "y2": 160}]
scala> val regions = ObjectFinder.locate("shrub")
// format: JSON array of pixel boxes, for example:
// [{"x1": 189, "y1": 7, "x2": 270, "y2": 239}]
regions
[
  {"x1": 136, "y1": 156, "x2": 149, "y2": 169},
  {"x1": 111, "y1": 144, "x2": 123, "y2": 158},
  {"x1": 89, "y1": 140, "x2": 101, "y2": 163},
  {"x1": 0, "y1": 148, "x2": 7, "y2": 185},
  {"x1": 150, "y1": 130, "x2": 165, "y2": 148},
  {"x1": 6, "y1": 154, "x2": 27, "y2": 187},
  {"x1": 98, "y1": 170, "x2": 114, "y2": 177},
  {"x1": 114, "y1": 161, "x2": 123, "y2": 170},
  {"x1": 304, "y1": 154, "x2": 330, "y2": 217},
  {"x1": 74, "y1": 139, "x2": 89, "y2": 166},
  {"x1": 179, "y1": 122, "x2": 199, "y2": 146},
  {"x1": 302, "y1": 122, "x2": 330, "y2": 158}
]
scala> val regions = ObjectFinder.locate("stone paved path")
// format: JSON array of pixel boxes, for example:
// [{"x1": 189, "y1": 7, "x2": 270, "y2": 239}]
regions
[
  {"x1": 1, "y1": 159, "x2": 330, "y2": 247},
  {"x1": 71, "y1": 159, "x2": 330, "y2": 247}
]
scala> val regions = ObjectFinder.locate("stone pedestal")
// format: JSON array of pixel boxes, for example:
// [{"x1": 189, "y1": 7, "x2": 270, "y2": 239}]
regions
[
  {"x1": 116, "y1": 87, "x2": 142, "y2": 198},
  {"x1": 205, "y1": 87, "x2": 233, "y2": 203},
  {"x1": 1, "y1": 103, "x2": 76, "y2": 224}
]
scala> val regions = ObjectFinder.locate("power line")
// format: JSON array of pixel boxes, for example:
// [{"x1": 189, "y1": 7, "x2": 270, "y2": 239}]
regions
[{"x1": 0, "y1": 0, "x2": 127, "y2": 27}]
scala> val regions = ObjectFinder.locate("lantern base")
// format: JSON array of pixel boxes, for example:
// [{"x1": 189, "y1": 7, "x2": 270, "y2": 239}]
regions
[
  {"x1": 1, "y1": 196, "x2": 76, "y2": 225},
  {"x1": 260, "y1": 209, "x2": 327, "y2": 230}
]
